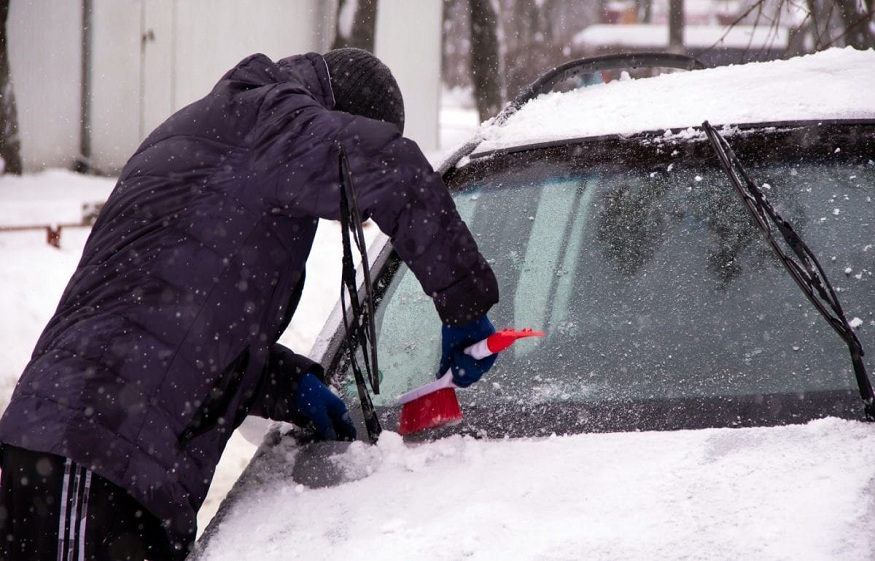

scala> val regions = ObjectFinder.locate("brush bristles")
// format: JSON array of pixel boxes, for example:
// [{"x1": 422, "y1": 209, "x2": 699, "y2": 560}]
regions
[{"x1": 397, "y1": 387, "x2": 463, "y2": 435}]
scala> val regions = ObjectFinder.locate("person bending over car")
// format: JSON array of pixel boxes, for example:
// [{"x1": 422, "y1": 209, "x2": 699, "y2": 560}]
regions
[{"x1": 0, "y1": 48, "x2": 499, "y2": 560}]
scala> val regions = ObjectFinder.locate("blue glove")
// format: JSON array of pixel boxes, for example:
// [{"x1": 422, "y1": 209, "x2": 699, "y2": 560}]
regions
[
  {"x1": 293, "y1": 373, "x2": 357, "y2": 441},
  {"x1": 439, "y1": 316, "x2": 498, "y2": 388}
]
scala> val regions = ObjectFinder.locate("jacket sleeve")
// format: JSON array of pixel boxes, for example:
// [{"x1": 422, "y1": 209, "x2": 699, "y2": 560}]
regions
[
  {"x1": 253, "y1": 85, "x2": 499, "y2": 325},
  {"x1": 247, "y1": 344, "x2": 323, "y2": 424}
]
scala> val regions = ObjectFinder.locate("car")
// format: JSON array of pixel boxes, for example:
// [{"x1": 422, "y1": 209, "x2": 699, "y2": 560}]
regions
[{"x1": 192, "y1": 48, "x2": 875, "y2": 559}]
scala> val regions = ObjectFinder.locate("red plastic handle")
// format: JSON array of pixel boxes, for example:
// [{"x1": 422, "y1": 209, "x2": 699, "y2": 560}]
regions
[{"x1": 485, "y1": 328, "x2": 545, "y2": 354}]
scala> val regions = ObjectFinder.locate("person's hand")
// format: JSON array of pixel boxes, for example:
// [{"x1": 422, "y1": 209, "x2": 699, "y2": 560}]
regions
[
  {"x1": 439, "y1": 315, "x2": 498, "y2": 388},
  {"x1": 293, "y1": 373, "x2": 357, "y2": 441}
]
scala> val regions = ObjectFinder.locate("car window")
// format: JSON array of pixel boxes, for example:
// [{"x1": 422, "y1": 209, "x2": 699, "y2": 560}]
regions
[{"x1": 339, "y1": 127, "x2": 875, "y2": 431}]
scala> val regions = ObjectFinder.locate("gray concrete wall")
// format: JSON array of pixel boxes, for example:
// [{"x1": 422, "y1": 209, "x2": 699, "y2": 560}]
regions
[
  {"x1": 10, "y1": 1, "x2": 340, "y2": 173},
  {"x1": 9, "y1": 1, "x2": 443, "y2": 174},
  {"x1": 9, "y1": 1, "x2": 83, "y2": 171},
  {"x1": 376, "y1": 0, "x2": 442, "y2": 153}
]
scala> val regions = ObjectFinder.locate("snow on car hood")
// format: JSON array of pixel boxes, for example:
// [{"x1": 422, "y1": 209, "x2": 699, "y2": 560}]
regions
[
  {"x1": 475, "y1": 47, "x2": 875, "y2": 154},
  {"x1": 197, "y1": 418, "x2": 875, "y2": 560}
]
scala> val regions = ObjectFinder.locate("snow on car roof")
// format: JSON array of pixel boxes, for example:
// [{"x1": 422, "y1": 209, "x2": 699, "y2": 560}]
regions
[{"x1": 475, "y1": 47, "x2": 875, "y2": 154}]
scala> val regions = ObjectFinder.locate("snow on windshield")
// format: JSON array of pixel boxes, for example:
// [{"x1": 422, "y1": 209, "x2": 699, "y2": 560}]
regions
[{"x1": 477, "y1": 48, "x2": 875, "y2": 153}]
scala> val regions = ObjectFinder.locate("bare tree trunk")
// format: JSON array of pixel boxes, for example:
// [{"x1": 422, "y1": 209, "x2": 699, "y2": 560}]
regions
[
  {"x1": 442, "y1": 0, "x2": 471, "y2": 90},
  {"x1": 501, "y1": 1, "x2": 552, "y2": 99},
  {"x1": 0, "y1": 0, "x2": 22, "y2": 175},
  {"x1": 331, "y1": 0, "x2": 378, "y2": 52},
  {"x1": 637, "y1": 0, "x2": 654, "y2": 23},
  {"x1": 468, "y1": 0, "x2": 502, "y2": 122},
  {"x1": 668, "y1": 0, "x2": 684, "y2": 52}
]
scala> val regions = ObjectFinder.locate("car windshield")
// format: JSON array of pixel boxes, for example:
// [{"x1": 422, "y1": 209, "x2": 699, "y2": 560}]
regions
[{"x1": 338, "y1": 124, "x2": 875, "y2": 436}]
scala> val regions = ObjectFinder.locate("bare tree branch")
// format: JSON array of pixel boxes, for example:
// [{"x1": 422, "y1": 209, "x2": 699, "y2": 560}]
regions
[{"x1": 835, "y1": 0, "x2": 875, "y2": 48}]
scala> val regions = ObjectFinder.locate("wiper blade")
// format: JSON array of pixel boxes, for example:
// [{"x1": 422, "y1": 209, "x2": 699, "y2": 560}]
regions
[
  {"x1": 338, "y1": 142, "x2": 382, "y2": 443},
  {"x1": 703, "y1": 121, "x2": 875, "y2": 421}
]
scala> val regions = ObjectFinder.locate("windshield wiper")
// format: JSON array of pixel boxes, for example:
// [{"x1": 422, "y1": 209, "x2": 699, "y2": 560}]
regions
[
  {"x1": 703, "y1": 121, "x2": 875, "y2": 421},
  {"x1": 338, "y1": 143, "x2": 382, "y2": 443}
]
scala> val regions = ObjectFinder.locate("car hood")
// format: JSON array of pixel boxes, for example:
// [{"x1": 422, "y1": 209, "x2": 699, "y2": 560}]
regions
[
  {"x1": 473, "y1": 47, "x2": 875, "y2": 155},
  {"x1": 194, "y1": 419, "x2": 875, "y2": 560}
]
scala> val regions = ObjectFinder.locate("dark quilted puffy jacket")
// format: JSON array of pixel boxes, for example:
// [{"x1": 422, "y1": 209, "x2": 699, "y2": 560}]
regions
[{"x1": 0, "y1": 52, "x2": 498, "y2": 548}]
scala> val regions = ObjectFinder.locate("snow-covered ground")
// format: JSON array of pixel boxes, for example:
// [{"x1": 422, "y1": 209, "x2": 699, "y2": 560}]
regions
[{"x1": 2, "y1": 51, "x2": 875, "y2": 559}]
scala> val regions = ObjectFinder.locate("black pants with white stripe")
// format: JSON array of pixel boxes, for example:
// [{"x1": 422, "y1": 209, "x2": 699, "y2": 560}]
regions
[{"x1": 0, "y1": 445, "x2": 182, "y2": 561}]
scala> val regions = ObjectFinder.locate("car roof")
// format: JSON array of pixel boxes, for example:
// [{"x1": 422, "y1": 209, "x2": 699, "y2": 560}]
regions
[{"x1": 469, "y1": 47, "x2": 875, "y2": 156}]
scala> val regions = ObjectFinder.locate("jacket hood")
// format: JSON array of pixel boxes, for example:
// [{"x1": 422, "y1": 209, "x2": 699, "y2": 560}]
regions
[{"x1": 219, "y1": 52, "x2": 335, "y2": 110}]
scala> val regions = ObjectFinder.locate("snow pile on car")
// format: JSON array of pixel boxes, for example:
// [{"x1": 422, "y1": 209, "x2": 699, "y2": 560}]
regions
[
  {"x1": 196, "y1": 418, "x2": 875, "y2": 560},
  {"x1": 476, "y1": 47, "x2": 875, "y2": 153}
]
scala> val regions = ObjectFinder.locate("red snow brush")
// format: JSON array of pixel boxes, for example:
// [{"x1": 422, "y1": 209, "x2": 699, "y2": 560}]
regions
[{"x1": 397, "y1": 328, "x2": 545, "y2": 436}]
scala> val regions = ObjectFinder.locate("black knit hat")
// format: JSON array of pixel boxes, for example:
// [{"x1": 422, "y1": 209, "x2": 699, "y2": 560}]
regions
[{"x1": 323, "y1": 48, "x2": 405, "y2": 134}]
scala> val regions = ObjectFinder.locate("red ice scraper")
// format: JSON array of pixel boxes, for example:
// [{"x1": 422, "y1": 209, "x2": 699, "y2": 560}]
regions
[{"x1": 397, "y1": 328, "x2": 545, "y2": 435}]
